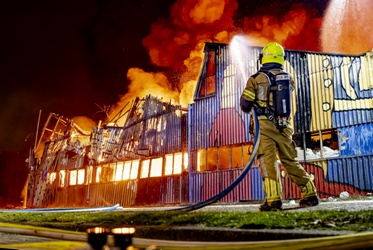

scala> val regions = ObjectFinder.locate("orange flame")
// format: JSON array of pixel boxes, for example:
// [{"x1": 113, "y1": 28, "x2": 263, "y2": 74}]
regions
[
  {"x1": 103, "y1": 1, "x2": 370, "y2": 125},
  {"x1": 107, "y1": 1, "x2": 329, "y2": 122}
]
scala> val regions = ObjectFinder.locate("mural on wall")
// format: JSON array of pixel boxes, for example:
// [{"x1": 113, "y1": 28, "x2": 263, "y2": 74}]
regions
[
  {"x1": 332, "y1": 55, "x2": 373, "y2": 127},
  {"x1": 201, "y1": 44, "x2": 373, "y2": 198},
  {"x1": 287, "y1": 52, "x2": 373, "y2": 196}
]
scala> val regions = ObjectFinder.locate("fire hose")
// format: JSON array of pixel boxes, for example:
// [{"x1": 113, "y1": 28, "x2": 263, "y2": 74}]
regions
[{"x1": 165, "y1": 108, "x2": 260, "y2": 212}]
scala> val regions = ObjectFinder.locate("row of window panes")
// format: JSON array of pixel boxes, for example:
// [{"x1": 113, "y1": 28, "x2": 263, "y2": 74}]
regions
[
  {"x1": 197, "y1": 145, "x2": 251, "y2": 171},
  {"x1": 48, "y1": 153, "x2": 188, "y2": 186}
]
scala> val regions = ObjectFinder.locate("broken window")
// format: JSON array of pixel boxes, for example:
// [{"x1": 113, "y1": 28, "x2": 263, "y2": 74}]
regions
[
  {"x1": 198, "y1": 50, "x2": 217, "y2": 98},
  {"x1": 294, "y1": 129, "x2": 339, "y2": 160}
]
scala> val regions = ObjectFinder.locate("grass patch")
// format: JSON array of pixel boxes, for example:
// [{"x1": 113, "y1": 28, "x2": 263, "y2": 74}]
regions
[{"x1": 1, "y1": 209, "x2": 373, "y2": 233}]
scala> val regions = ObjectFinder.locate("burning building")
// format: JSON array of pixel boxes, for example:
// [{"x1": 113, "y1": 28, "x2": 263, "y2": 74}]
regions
[{"x1": 26, "y1": 41, "x2": 373, "y2": 208}]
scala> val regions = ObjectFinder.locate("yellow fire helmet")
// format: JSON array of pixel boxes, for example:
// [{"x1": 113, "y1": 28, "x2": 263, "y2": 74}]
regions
[{"x1": 260, "y1": 42, "x2": 285, "y2": 65}]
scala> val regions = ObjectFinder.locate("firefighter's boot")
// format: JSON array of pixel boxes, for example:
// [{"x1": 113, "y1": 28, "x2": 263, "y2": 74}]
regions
[
  {"x1": 299, "y1": 180, "x2": 319, "y2": 207},
  {"x1": 259, "y1": 178, "x2": 283, "y2": 211}
]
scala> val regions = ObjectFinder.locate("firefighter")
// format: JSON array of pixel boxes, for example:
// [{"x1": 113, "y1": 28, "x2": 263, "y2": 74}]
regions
[{"x1": 240, "y1": 42, "x2": 319, "y2": 211}]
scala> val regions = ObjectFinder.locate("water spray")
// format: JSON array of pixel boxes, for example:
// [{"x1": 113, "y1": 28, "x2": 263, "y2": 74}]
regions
[{"x1": 229, "y1": 35, "x2": 253, "y2": 83}]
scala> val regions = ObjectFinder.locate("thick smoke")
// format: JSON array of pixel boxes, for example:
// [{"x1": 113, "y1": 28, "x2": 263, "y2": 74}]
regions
[{"x1": 107, "y1": 0, "x2": 324, "y2": 122}]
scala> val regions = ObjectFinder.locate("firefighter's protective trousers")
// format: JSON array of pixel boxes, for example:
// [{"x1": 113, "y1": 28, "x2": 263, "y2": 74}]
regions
[{"x1": 258, "y1": 118, "x2": 317, "y2": 202}]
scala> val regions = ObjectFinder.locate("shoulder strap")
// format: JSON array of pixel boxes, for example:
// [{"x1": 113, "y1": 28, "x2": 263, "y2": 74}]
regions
[{"x1": 258, "y1": 69, "x2": 276, "y2": 86}]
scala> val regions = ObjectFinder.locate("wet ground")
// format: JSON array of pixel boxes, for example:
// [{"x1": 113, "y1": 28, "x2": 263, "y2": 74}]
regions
[
  {"x1": 1, "y1": 199, "x2": 373, "y2": 249},
  {"x1": 116, "y1": 198, "x2": 373, "y2": 213}
]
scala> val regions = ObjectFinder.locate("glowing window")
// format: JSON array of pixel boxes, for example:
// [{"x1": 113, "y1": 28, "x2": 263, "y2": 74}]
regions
[
  {"x1": 59, "y1": 170, "x2": 65, "y2": 187},
  {"x1": 207, "y1": 147, "x2": 218, "y2": 171},
  {"x1": 219, "y1": 146, "x2": 230, "y2": 170},
  {"x1": 232, "y1": 146, "x2": 244, "y2": 168},
  {"x1": 69, "y1": 170, "x2": 77, "y2": 186},
  {"x1": 150, "y1": 158, "x2": 163, "y2": 177},
  {"x1": 164, "y1": 154, "x2": 173, "y2": 176},
  {"x1": 108, "y1": 164, "x2": 116, "y2": 181},
  {"x1": 115, "y1": 162, "x2": 124, "y2": 181},
  {"x1": 87, "y1": 166, "x2": 93, "y2": 184},
  {"x1": 96, "y1": 167, "x2": 102, "y2": 183},
  {"x1": 130, "y1": 160, "x2": 139, "y2": 179},
  {"x1": 174, "y1": 153, "x2": 182, "y2": 174},
  {"x1": 77, "y1": 169, "x2": 85, "y2": 185},
  {"x1": 140, "y1": 159, "x2": 150, "y2": 178},
  {"x1": 48, "y1": 172, "x2": 56, "y2": 184},
  {"x1": 123, "y1": 161, "x2": 131, "y2": 180},
  {"x1": 183, "y1": 152, "x2": 188, "y2": 171},
  {"x1": 243, "y1": 144, "x2": 252, "y2": 165},
  {"x1": 197, "y1": 150, "x2": 205, "y2": 172}
]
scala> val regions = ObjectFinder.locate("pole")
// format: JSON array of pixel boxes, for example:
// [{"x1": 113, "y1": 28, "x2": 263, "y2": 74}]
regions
[{"x1": 34, "y1": 110, "x2": 42, "y2": 152}]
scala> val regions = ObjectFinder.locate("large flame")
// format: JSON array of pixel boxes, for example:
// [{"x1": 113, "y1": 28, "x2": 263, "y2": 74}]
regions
[
  {"x1": 86, "y1": 0, "x2": 369, "y2": 128},
  {"x1": 107, "y1": 1, "x2": 327, "y2": 122}
]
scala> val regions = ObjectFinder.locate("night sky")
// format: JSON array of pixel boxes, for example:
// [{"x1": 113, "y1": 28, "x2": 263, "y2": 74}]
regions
[{"x1": 0, "y1": 0, "x2": 343, "y2": 206}]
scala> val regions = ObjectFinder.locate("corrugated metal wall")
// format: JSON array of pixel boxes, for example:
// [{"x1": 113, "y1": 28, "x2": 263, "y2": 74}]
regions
[
  {"x1": 338, "y1": 123, "x2": 373, "y2": 156},
  {"x1": 87, "y1": 181, "x2": 138, "y2": 207},
  {"x1": 188, "y1": 42, "x2": 373, "y2": 204},
  {"x1": 326, "y1": 155, "x2": 373, "y2": 191}
]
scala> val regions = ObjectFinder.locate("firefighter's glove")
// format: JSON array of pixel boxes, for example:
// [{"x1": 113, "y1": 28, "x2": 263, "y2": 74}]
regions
[{"x1": 240, "y1": 97, "x2": 253, "y2": 113}]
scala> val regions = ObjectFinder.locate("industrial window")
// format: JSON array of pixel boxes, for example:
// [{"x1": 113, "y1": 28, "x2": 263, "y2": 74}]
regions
[
  {"x1": 69, "y1": 170, "x2": 77, "y2": 186},
  {"x1": 207, "y1": 148, "x2": 218, "y2": 171},
  {"x1": 108, "y1": 164, "x2": 115, "y2": 181},
  {"x1": 114, "y1": 162, "x2": 124, "y2": 181},
  {"x1": 98, "y1": 164, "x2": 110, "y2": 182},
  {"x1": 77, "y1": 169, "x2": 85, "y2": 185},
  {"x1": 242, "y1": 144, "x2": 252, "y2": 166},
  {"x1": 164, "y1": 154, "x2": 173, "y2": 176},
  {"x1": 174, "y1": 153, "x2": 183, "y2": 174},
  {"x1": 198, "y1": 50, "x2": 217, "y2": 98},
  {"x1": 197, "y1": 148, "x2": 218, "y2": 171},
  {"x1": 232, "y1": 146, "x2": 244, "y2": 168},
  {"x1": 59, "y1": 170, "x2": 65, "y2": 187},
  {"x1": 96, "y1": 167, "x2": 102, "y2": 183},
  {"x1": 47, "y1": 172, "x2": 56, "y2": 184},
  {"x1": 130, "y1": 160, "x2": 139, "y2": 179},
  {"x1": 140, "y1": 159, "x2": 150, "y2": 178},
  {"x1": 196, "y1": 145, "x2": 252, "y2": 172},
  {"x1": 183, "y1": 152, "x2": 188, "y2": 171},
  {"x1": 150, "y1": 157, "x2": 163, "y2": 177},
  {"x1": 164, "y1": 153, "x2": 184, "y2": 176},
  {"x1": 122, "y1": 161, "x2": 131, "y2": 180},
  {"x1": 197, "y1": 149, "x2": 206, "y2": 171},
  {"x1": 87, "y1": 166, "x2": 93, "y2": 184},
  {"x1": 218, "y1": 147, "x2": 230, "y2": 170}
]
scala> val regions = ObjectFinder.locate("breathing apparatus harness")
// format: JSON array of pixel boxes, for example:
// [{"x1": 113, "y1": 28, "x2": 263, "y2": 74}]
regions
[{"x1": 253, "y1": 69, "x2": 291, "y2": 131}]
